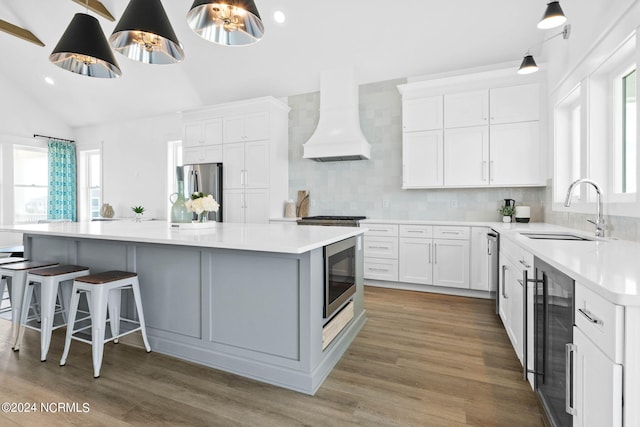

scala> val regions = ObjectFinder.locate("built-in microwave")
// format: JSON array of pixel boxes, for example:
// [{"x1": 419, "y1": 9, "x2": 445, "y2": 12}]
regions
[{"x1": 324, "y1": 236, "x2": 357, "y2": 319}]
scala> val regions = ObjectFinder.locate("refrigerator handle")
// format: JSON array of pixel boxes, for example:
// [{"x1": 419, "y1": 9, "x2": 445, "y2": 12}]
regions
[{"x1": 194, "y1": 171, "x2": 200, "y2": 193}]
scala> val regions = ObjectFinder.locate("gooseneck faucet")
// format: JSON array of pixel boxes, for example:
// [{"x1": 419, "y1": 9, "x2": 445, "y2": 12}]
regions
[{"x1": 564, "y1": 178, "x2": 606, "y2": 237}]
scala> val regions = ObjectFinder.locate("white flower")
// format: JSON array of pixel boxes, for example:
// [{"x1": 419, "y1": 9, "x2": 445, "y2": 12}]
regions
[{"x1": 185, "y1": 194, "x2": 219, "y2": 214}]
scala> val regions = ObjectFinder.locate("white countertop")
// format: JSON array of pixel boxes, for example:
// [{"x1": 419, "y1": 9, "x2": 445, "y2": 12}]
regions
[{"x1": 0, "y1": 221, "x2": 364, "y2": 255}]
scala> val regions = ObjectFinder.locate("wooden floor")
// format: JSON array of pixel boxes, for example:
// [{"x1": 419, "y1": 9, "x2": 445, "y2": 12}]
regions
[{"x1": 0, "y1": 287, "x2": 545, "y2": 426}]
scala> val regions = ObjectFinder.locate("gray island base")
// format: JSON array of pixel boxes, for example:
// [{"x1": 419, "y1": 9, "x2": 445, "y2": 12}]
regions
[{"x1": 8, "y1": 222, "x2": 367, "y2": 395}]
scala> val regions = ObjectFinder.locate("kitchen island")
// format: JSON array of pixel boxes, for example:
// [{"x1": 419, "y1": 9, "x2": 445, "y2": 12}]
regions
[{"x1": 0, "y1": 221, "x2": 366, "y2": 395}]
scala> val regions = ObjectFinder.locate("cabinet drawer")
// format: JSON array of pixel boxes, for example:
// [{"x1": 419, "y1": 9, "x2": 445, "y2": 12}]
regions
[
  {"x1": 364, "y1": 236, "x2": 398, "y2": 259},
  {"x1": 364, "y1": 258, "x2": 399, "y2": 282},
  {"x1": 399, "y1": 224, "x2": 433, "y2": 238},
  {"x1": 501, "y1": 236, "x2": 534, "y2": 269},
  {"x1": 433, "y1": 226, "x2": 469, "y2": 240},
  {"x1": 575, "y1": 283, "x2": 624, "y2": 363},
  {"x1": 364, "y1": 223, "x2": 398, "y2": 237}
]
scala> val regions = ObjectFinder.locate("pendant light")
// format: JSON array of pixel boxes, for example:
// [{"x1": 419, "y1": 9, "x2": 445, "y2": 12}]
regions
[
  {"x1": 187, "y1": 0, "x2": 265, "y2": 46},
  {"x1": 517, "y1": 53, "x2": 539, "y2": 75},
  {"x1": 110, "y1": 0, "x2": 184, "y2": 64},
  {"x1": 538, "y1": 1, "x2": 567, "y2": 30}
]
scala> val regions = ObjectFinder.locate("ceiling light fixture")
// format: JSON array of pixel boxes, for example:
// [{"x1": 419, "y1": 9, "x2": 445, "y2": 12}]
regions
[
  {"x1": 538, "y1": 1, "x2": 567, "y2": 30},
  {"x1": 518, "y1": 24, "x2": 570, "y2": 75},
  {"x1": 187, "y1": 0, "x2": 265, "y2": 46},
  {"x1": 49, "y1": 11, "x2": 121, "y2": 78},
  {"x1": 109, "y1": 0, "x2": 184, "y2": 64}
]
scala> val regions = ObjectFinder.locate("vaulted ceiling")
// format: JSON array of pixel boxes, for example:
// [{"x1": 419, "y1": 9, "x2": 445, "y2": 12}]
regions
[{"x1": 0, "y1": 1, "x2": 549, "y2": 129}]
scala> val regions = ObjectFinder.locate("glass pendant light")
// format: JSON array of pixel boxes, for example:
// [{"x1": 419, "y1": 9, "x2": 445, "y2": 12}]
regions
[
  {"x1": 110, "y1": 0, "x2": 184, "y2": 64},
  {"x1": 49, "y1": 12, "x2": 121, "y2": 78},
  {"x1": 538, "y1": 1, "x2": 567, "y2": 30},
  {"x1": 517, "y1": 53, "x2": 539, "y2": 75},
  {"x1": 187, "y1": 0, "x2": 265, "y2": 46}
]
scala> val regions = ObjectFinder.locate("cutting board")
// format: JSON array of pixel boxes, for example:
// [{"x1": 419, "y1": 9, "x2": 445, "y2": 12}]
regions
[{"x1": 296, "y1": 190, "x2": 309, "y2": 217}]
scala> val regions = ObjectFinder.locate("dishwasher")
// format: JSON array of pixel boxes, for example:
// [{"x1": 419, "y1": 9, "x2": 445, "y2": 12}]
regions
[{"x1": 487, "y1": 230, "x2": 499, "y2": 313}]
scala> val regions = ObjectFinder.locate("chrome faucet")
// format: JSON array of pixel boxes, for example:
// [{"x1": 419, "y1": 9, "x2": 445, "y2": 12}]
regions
[{"x1": 564, "y1": 178, "x2": 606, "y2": 237}]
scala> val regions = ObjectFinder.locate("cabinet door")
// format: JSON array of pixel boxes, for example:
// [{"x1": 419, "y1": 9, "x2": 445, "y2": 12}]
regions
[
  {"x1": 203, "y1": 118, "x2": 223, "y2": 145},
  {"x1": 223, "y1": 116, "x2": 245, "y2": 143},
  {"x1": 444, "y1": 126, "x2": 489, "y2": 187},
  {"x1": 490, "y1": 84, "x2": 540, "y2": 124},
  {"x1": 244, "y1": 189, "x2": 269, "y2": 224},
  {"x1": 490, "y1": 122, "x2": 542, "y2": 186},
  {"x1": 243, "y1": 112, "x2": 269, "y2": 141},
  {"x1": 470, "y1": 227, "x2": 489, "y2": 291},
  {"x1": 398, "y1": 238, "x2": 432, "y2": 284},
  {"x1": 184, "y1": 122, "x2": 203, "y2": 147},
  {"x1": 223, "y1": 189, "x2": 245, "y2": 223},
  {"x1": 244, "y1": 141, "x2": 269, "y2": 188},
  {"x1": 433, "y1": 239, "x2": 469, "y2": 289},
  {"x1": 403, "y1": 96, "x2": 443, "y2": 132},
  {"x1": 184, "y1": 145, "x2": 222, "y2": 164},
  {"x1": 222, "y1": 143, "x2": 245, "y2": 189},
  {"x1": 402, "y1": 130, "x2": 443, "y2": 188},
  {"x1": 573, "y1": 327, "x2": 623, "y2": 427},
  {"x1": 499, "y1": 256, "x2": 510, "y2": 331},
  {"x1": 444, "y1": 90, "x2": 489, "y2": 128},
  {"x1": 508, "y1": 265, "x2": 523, "y2": 363}
]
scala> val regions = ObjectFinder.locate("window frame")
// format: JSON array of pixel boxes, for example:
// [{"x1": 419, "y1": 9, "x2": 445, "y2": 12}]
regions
[{"x1": 13, "y1": 144, "x2": 49, "y2": 224}]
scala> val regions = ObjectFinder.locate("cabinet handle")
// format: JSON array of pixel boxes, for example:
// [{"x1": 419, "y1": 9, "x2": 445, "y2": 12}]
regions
[
  {"x1": 428, "y1": 243, "x2": 432, "y2": 264},
  {"x1": 434, "y1": 243, "x2": 437, "y2": 264},
  {"x1": 368, "y1": 246, "x2": 390, "y2": 250},
  {"x1": 368, "y1": 267, "x2": 389, "y2": 272},
  {"x1": 240, "y1": 170, "x2": 245, "y2": 186},
  {"x1": 501, "y1": 265, "x2": 508, "y2": 299},
  {"x1": 519, "y1": 259, "x2": 531, "y2": 269},
  {"x1": 408, "y1": 230, "x2": 424, "y2": 233},
  {"x1": 565, "y1": 343, "x2": 577, "y2": 416},
  {"x1": 440, "y1": 231, "x2": 460, "y2": 235},
  {"x1": 578, "y1": 308, "x2": 603, "y2": 325}
]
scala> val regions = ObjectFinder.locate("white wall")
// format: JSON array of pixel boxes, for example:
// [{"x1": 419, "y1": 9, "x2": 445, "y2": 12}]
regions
[{"x1": 74, "y1": 114, "x2": 182, "y2": 220}]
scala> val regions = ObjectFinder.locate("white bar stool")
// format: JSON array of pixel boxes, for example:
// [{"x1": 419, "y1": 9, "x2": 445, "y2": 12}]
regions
[
  {"x1": 0, "y1": 260, "x2": 58, "y2": 342},
  {"x1": 60, "y1": 271, "x2": 151, "y2": 378},
  {"x1": 0, "y1": 257, "x2": 26, "y2": 315},
  {"x1": 14, "y1": 264, "x2": 90, "y2": 361}
]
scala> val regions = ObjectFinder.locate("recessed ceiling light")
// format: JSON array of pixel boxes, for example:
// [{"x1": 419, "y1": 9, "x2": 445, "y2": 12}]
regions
[
  {"x1": 44, "y1": 77, "x2": 55, "y2": 85},
  {"x1": 273, "y1": 10, "x2": 286, "y2": 24}
]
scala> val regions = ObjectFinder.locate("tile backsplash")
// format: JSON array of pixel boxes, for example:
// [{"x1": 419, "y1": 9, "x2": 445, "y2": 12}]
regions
[{"x1": 287, "y1": 78, "x2": 546, "y2": 222}]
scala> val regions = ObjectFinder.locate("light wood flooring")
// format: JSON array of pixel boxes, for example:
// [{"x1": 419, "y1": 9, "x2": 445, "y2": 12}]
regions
[{"x1": 0, "y1": 287, "x2": 545, "y2": 426}]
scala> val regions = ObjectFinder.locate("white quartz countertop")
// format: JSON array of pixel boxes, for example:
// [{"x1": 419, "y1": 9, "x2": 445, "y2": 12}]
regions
[{"x1": 0, "y1": 221, "x2": 364, "y2": 255}]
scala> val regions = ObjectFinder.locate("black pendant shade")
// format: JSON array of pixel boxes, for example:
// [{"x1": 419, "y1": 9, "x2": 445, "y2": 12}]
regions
[
  {"x1": 187, "y1": 0, "x2": 265, "y2": 46},
  {"x1": 517, "y1": 54, "x2": 539, "y2": 75},
  {"x1": 538, "y1": 1, "x2": 567, "y2": 30},
  {"x1": 49, "y1": 13, "x2": 122, "y2": 78},
  {"x1": 110, "y1": 0, "x2": 184, "y2": 64}
]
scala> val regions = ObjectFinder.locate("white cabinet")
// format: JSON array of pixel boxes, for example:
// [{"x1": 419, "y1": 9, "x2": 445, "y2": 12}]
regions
[
  {"x1": 223, "y1": 141, "x2": 269, "y2": 190},
  {"x1": 398, "y1": 237, "x2": 432, "y2": 284},
  {"x1": 223, "y1": 112, "x2": 269, "y2": 143},
  {"x1": 183, "y1": 144, "x2": 222, "y2": 164},
  {"x1": 490, "y1": 84, "x2": 540, "y2": 124},
  {"x1": 444, "y1": 90, "x2": 489, "y2": 128},
  {"x1": 470, "y1": 227, "x2": 489, "y2": 291},
  {"x1": 444, "y1": 126, "x2": 489, "y2": 187},
  {"x1": 403, "y1": 96, "x2": 443, "y2": 132},
  {"x1": 184, "y1": 117, "x2": 223, "y2": 147},
  {"x1": 489, "y1": 122, "x2": 542, "y2": 186},
  {"x1": 224, "y1": 188, "x2": 269, "y2": 224},
  {"x1": 402, "y1": 131, "x2": 443, "y2": 188},
  {"x1": 363, "y1": 224, "x2": 399, "y2": 282}
]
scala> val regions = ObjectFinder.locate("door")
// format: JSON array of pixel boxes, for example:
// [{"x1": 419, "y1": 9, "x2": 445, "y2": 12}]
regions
[
  {"x1": 243, "y1": 112, "x2": 269, "y2": 141},
  {"x1": 223, "y1": 116, "x2": 245, "y2": 143},
  {"x1": 403, "y1": 96, "x2": 443, "y2": 132},
  {"x1": 402, "y1": 130, "x2": 444, "y2": 188},
  {"x1": 202, "y1": 118, "x2": 223, "y2": 145},
  {"x1": 490, "y1": 122, "x2": 541, "y2": 186},
  {"x1": 433, "y1": 239, "x2": 469, "y2": 288},
  {"x1": 222, "y1": 143, "x2": 245, "y2": 189},
  {"x1": 223, "y1": 189, "x2": 244, "y2": 223},
  {"x1": 244, "y1": 189, "x2": 269, "y2": 224},
  {"x1": 572, "y1": 327, "x2": 623, "y2": 427},
  {"x1": 490, "y1": 84, "x2": 540, "y2": 124},
  {"x1": 444, "y1": 126, "x2": 489, "y2": 187},
  {"x1": 470, "y1": 227, "x2": 489, "y2": 291},
  {"x1": 444, "y1": 90, "x2": 489, "y2": 128},
  {"x1": 398, "y1": 238, "x2": 432, "y2": 284}
]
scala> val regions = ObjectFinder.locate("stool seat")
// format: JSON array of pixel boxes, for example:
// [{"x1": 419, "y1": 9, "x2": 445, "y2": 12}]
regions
[
  {"x1": 0, "y1": 257, "x2": 27, "y2": 265},
  {"x1": 1, "y1": 261, "x2": 58, "y2": 271},
  {"x1": 76, "y1": 271, "x2": 137, "y2": 284},
  {"x1": 30, "y1": 265, "x2": 89, "y2": 277}
]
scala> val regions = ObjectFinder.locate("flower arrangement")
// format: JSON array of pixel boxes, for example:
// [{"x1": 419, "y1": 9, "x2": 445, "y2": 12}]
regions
[
  {"x1": 498, "y1": 205, "x2": 515, "y2": 217},
  {"x1": 185, "y1": 192, "x2": 220, "y2": 215}
]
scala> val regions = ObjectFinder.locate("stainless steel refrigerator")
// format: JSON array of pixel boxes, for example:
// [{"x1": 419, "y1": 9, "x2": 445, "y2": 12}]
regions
[{"x1": 180, "y1": 163, "x2": 223, "y2": 222}]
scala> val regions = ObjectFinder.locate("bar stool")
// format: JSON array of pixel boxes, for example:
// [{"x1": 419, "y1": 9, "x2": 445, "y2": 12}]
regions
[
  {"x1": 14, "y1": 265, "x2": 90, "y2": 361},
  {"x1": 60, "y1": 271, "x2": 151, "y2": 378},
  {"x1": 0, "y1": 257, "x2": 26, "y2": 315},
  {"x1": 0, "y1": 261, "x2": 58, "y2": 341}
]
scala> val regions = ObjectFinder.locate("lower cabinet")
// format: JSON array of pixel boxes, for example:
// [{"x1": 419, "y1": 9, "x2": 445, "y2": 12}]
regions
[
  {"x1": 498, "y1": 253, "x2": 523, "y2": 362},
  {"x1": 223, "y1": 188, "x2": 269, "y2": 223}
]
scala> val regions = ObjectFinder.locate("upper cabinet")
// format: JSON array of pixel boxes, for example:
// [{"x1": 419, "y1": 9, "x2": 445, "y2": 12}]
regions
[
  {"x1": 223, "y1": 112, "x2": 270, "y2": 143},
  {"x1": 183, "y1": 117, "x2": 223, "y2": 147},
  {"x1": 398, "y1": 72, "x2": 545, "y2": 189}
]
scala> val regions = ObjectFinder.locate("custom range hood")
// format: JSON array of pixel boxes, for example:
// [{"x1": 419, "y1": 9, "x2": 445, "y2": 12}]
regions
[{"x1": 303, "y1": 68, "x2": 371, "y2": 161}]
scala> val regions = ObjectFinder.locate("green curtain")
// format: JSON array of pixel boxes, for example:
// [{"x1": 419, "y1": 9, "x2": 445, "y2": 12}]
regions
[{"x1": 47, "y1": 139, "x2": 77, "y2": 221}]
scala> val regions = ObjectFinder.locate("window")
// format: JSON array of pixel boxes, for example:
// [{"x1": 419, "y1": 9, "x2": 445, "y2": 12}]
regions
[
  {"x1": 167, "y1": 140, "x2": 183, "y2": 216},
  {"x1": 78, "y1": 149, "x2": 101, "y2": 220},
  {"x1": 614, "y1": 68, "x2": 636, "y2": 195},
  {"x1": 14, "y1": 146, "x2": 48, "y2": 223},
  {"x1": 554, "y1": 85, "x2": 582, "y2": 203}
]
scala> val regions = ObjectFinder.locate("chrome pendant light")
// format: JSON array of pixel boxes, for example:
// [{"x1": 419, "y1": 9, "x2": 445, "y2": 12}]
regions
[
  {"x1": 110, "y1": 0, "x2": 184, "y2": 64},
  {"x1": 538, "y1": 1, "x2": 567, "y2": 30},
  {"x1": 187, "y1": 0, "x2": 265, "y2": 46},
  {"x1": 49, "y1": 13, "x2": 121, "y2": 78},
  {"x1": 517, "y1": 54, "x2": 539, "y2": 75}
]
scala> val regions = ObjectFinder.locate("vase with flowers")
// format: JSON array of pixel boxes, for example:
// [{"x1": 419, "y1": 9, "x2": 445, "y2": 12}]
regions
[{"x1": 184, "y1": 192, "x2": 220, "y2": 223}]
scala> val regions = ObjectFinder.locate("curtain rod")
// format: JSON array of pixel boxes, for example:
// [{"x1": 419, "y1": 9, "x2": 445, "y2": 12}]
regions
[{"x1": 33, "y1": 133, "x2": 75, "y2": 143}]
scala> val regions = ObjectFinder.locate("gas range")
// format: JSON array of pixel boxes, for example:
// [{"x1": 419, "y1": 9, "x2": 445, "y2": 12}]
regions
[{"x1": 297, "y1": 216, "x2": 366, "y2": 227}]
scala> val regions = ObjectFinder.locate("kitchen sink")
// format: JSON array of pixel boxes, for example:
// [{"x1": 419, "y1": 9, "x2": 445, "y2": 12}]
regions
[{"x1": 520, "y1": 232, "x2": 595, "y2": 241}]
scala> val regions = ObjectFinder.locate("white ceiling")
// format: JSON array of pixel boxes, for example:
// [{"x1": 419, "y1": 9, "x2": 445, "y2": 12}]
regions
[{"x1": 0, "y1": 0, "x2": 549, "y2": 129}]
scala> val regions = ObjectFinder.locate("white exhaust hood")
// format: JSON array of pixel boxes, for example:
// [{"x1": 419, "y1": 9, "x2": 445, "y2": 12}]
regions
[{"x1": 303, "y1": 68, "x2": 371, "y2": 162}]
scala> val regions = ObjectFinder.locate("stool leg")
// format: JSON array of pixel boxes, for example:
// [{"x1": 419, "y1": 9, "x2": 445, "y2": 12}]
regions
[
  {"x1": 107, "y1": 288, "x2": 121, "y2": 344},
  {"x1": 91, "y1": 286, "x2": 109, "y2": 378},
  {"x1": 39, "y1": 277, "x2": 58, "y2": 362},
  {"x1": 13, "y1": 279, "x2": 35, "y2": 351},
  {"x1": 131, "y1": 279, "x2": 151, "y2": 352},
  {"x1": 60, "y1": 287, "x2": 81, "y2": 367}
]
